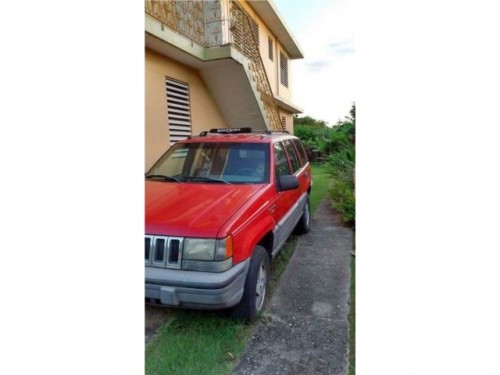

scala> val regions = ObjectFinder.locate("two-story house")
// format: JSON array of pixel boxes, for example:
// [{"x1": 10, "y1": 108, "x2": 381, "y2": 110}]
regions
[{"x1": 145, "y1": 0, "x2": 304, "y2": 169}]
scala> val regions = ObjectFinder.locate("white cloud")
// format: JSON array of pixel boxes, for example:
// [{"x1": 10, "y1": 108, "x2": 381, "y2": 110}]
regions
[{"x1": 289, "y1": 0, "x2": 356, "y2": 125}]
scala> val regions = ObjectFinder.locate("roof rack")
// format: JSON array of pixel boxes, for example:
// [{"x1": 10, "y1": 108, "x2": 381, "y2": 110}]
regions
[
  {"x1": 210, "y1": 127, "x2": 252, "y2": 134},
  {"x1": 199, "y1": 127, "x2": 290, "y2": 136}
]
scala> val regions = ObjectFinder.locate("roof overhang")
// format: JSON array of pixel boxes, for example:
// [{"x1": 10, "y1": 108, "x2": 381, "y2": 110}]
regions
[
  {"x1": 247, "y1": 0, "x2": 304, "y2": 59},
  {"x1": 275, "y1": 95, "x2": 303, "y2": 114}
]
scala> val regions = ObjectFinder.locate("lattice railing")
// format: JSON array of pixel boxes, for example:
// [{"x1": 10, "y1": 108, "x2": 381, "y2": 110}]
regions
[
  {"x1": 145, "y1": 0, "x2": 207, "y2": 46},
  {"x1": 229, "y1": 1, "x2": 283, "y2": 131}
]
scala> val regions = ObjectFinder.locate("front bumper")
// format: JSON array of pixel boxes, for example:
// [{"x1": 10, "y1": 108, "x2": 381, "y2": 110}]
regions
[{"x1": 145, "y1": 259, "x2": 250, "y2": 309}]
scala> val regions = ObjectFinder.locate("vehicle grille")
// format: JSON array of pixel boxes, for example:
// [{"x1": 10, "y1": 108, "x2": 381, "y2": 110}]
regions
[{"x1": 145, "y1": 235, "x2": 183, "y2": 269}]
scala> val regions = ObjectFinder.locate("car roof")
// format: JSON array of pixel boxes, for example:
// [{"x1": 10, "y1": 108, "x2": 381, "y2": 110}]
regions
[{"x1": 180, "y1": 128, "x2": 298, "y2": 144}]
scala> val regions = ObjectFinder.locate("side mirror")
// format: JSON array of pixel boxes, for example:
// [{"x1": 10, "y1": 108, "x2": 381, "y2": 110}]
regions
[{"x1": 278, "y1": 175, "x2": 299, "y2": 191}]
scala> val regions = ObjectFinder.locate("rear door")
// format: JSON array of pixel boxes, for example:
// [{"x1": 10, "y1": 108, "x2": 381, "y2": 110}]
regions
[
  {"x1": 283, "y1": 137, "x2": 310, "y2": 210},
  {"x1": 289, "y1": 138, "x2": 311, "y2": 193},
  {"x1": 270, "y1": 140, "x2": 303, "y2": 255}
]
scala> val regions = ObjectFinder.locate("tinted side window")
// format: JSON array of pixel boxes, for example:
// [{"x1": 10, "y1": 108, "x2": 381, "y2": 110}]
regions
[
  {"x1": 292, "y1": 138, "x2": 308, "y2": 167},
  {"x1": 274, "y1": 142, "x2": 291, "y2": 177},
  {"x1": 283, "y1": 139, "x2": 301, "y2": 173}
]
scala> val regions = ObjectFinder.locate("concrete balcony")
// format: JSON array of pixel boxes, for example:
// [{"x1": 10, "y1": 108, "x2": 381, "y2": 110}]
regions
[{"x1": 145, "y1": 0, "x2": 286, "y2": 131}]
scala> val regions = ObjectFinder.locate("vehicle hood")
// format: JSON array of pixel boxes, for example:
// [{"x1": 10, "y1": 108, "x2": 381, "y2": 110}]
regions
[{"x1": 145, "y1": 181, "x2": 264, "y2": 237}]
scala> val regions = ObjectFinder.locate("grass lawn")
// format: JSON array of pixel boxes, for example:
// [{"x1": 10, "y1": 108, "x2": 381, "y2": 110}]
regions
[
  {"x1": 146, "y1": 312, "x2": 248, "y2": 375},
  {"x1": 145, "y1": 163, "x2": 331, "y2": 375},
  {"x1": 310, "y1": 163, "x2": 331, "y2": 213}
]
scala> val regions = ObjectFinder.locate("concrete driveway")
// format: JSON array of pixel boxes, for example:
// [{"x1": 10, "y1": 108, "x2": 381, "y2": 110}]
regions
[{"x1": 233, "y1": 198, "x2": 354, "y2": 375}]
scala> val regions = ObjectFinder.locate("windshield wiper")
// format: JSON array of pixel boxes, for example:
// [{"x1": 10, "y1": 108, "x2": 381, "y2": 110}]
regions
[
  {"x1": 182, "y1": 176, "x2": 231, "y2": 184},
  {"x1": 145, "y1": 174, "x2": 181, "y2": 182}
]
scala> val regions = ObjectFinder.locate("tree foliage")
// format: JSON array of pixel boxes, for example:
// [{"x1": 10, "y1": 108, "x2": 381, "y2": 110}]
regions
[
  {"x1": 293, "y1": 115, "x2": 333, "y2": 155},
  {"x1": 293, "y1": 103, "x2": 355, "y2": 156},
  {"x1": 293, "y1": 103, "x2": 356, "y2": 226}
]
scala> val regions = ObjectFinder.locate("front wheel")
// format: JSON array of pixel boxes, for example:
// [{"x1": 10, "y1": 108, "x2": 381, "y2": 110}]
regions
[{"x1": 231, "y1": 246, "x2": 270, "y2": 322}]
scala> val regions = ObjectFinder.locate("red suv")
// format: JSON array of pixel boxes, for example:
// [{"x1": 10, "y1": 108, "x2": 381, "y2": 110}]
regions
[{"x1": 145, "y1": 127, "x2": 312, "y2": 321}]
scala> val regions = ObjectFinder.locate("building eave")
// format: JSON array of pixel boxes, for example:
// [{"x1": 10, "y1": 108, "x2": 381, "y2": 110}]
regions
[
  {"x1": 247, "y1": 0, "x2": 304, "y2": 59},
  {"x1": 275, "y1": 95, "x2": 303, "y2": 114}
]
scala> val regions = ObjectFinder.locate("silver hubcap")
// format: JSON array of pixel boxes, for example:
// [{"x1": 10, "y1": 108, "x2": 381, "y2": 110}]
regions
[
  {"x1": 255, "y1": 262, "x2": 267, "y2": 311},
  {"x1": 304, "y1": 203, "x2": 310, "y2": 226}
]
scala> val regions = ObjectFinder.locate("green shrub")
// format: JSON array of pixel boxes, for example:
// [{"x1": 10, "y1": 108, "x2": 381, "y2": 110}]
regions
[
  {"x1": 328, "y1": 142, "x2": 355, "y2": 177},
  {"x1": 293, "y1": 104, "x2": 356, "y2": 226},
  {"x1": 294, "y1": 125, "x2": 315, "y2": 143},
  {"x1": 327, "y1": 118, "x2": 355, "y2": 226},
  {"x1": 330, "y1": 178, "x2": 355, "y2": 225}
]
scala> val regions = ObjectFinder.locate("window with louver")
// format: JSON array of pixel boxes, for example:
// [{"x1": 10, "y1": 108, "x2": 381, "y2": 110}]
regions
[
  {"x1": 268, "y1": 36, "x2": 273, "y2": 61},
  {"x1": 280, "y1": 52, "x2": 288, "y2": 87},
  {"x1": 166, "y1": 78, "x2": 192, "y2": 146}
]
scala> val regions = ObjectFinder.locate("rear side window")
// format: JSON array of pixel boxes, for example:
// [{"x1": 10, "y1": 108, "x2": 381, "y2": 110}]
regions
[
  {"x1": 274, "y1": 142, "x2": 291, "y2": 177},
  {"x1": 283, "y1": 139, "x2": 301, "y2": 173},
  {"x1": 292, "y1": 138, "x2": 308, "y2": 167}
]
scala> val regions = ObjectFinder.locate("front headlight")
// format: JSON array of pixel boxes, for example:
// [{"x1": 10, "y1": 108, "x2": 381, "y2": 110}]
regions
[
  {"x1": 182, "y1": 236, "x2": 233, "y2": 272},
  {"x1": 183, "y1": 238, "x2": 216, "y2": 260}
]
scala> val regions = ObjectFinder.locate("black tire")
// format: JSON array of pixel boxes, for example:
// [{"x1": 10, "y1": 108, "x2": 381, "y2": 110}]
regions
[
  {"x1": 295, "y1": 196, "x2": 311, "y2": 234},
  {"x1": 231, "y1": 246, "x2": 270, "y2": 322}
]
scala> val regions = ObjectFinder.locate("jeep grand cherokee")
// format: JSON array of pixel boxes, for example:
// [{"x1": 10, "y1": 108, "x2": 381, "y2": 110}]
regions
[{"x1": 145, "y1": 127, "x2": 312, "y2": 321}]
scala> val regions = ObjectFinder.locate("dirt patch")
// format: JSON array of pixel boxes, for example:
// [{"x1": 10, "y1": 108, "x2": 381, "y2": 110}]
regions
[{"x1": 145, "y1": 305, "x2": 173, "y2": 344}]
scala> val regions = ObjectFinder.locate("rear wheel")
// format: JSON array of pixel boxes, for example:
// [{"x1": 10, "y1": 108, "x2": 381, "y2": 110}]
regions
[
  {"x1": 231, "y1": 246, "x2": 269, "y2": 322},
  {"x1": 295, "y1": 196, "x2": 311, "y2": 234}
]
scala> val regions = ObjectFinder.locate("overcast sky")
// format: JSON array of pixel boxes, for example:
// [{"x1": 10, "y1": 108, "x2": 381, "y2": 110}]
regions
[{"x1": 273, "y1": 0, "x2": 355, "y2": 125}]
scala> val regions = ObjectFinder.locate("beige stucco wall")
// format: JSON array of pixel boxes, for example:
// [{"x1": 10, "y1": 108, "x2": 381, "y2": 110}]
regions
[
  {"x1": 276, "y1": 46, "x2": 292, "y2": 99},
  {"x1": 145, "y1": 48, "x2": 227, "y2": 170},
  {"x1": 279, "y1": 110, "x2": 294, "y2": 134},
  {"x1": 261, "y1": 31, "x2": 279, "y2": 96}
]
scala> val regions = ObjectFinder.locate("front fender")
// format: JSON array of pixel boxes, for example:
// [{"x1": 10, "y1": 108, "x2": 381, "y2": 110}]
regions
[{"x1": 230, "y1": 212, "x2": 275, "y2": 264}]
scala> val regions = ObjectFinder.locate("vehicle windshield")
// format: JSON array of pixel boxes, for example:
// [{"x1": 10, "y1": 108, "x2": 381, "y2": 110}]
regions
[{"x1": 146, "y1": 142, "x2": 270, "y2": 184}]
